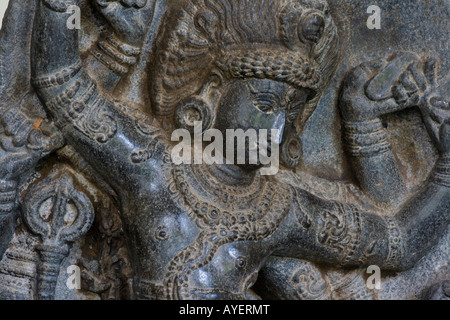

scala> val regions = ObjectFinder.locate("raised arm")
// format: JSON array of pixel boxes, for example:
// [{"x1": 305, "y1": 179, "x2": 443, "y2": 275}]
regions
[
  {"x1": 338, "y1": 54, "x2": 435, "y2": 207},
  {"x1": 30, "y1": 0, "x2": 162, "y2": 188},
  {"x1": 0, "y1": 0, "x2": 65, "y2": 259}
]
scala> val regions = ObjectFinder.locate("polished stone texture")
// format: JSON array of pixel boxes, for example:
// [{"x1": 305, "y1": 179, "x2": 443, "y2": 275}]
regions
[{"x1": 0, "y1": 0, "x2": 448, "y2": 300}]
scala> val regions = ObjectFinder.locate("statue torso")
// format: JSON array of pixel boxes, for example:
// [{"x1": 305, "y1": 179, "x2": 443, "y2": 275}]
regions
[{"x1": 116, "y1": 137, "x2": 294, "y2": 299}]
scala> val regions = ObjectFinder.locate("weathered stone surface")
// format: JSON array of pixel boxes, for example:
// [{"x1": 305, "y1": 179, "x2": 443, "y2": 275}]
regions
[{"x1": 0, "y1": 0, "x2": 448, "y2": 300}]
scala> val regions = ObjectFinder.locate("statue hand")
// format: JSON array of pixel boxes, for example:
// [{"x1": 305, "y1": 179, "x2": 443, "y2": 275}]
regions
[
  {"x1": 0, "y1": 109, "x2": 64, "y2": 181},
  {"x1": 93, "y1": 0, "x2": 155, "y2": 47},
  {"x1": 419, "y1": 74, "x2": 450, "y2": 155},
  {"x1": 339, "y1": 54, "x2": 434, "y2": 122}
]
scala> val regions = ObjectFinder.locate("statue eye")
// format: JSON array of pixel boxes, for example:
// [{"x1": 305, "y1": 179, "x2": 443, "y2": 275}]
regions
[
  {"x1": 247, "y1": 83, "x2": 281, "y2": 114},
  {"x1": 253, "y1": 93, "x2": 280, "y2": 114},
  {"x1": 299, "y1": 12, "x2": 325, "y2": 43}
]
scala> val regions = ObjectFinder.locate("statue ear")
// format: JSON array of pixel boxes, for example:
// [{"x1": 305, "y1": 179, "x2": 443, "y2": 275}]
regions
[
  {"x1": 174, "y1": 70, "x2": 223, "y2": 133},
  {"x1": 175, "y1": 96, "x2": 213, "y2": 134},
  {"x1": 280, "y1": 125, "x2": 303, "y2": 168}
]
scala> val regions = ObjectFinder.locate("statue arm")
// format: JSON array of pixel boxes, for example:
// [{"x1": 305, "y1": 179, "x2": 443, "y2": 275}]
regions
[
  {"x1": 30, "y1": 1, "x2": 161, "y2": 187},
  {"x1": 340, "y1": 118, "x2": 407, "y2": 206},
  {"x1": 287, "y1": 154, "x2": 449, "y2": 271},
  {"x1": 338, "y1": 57, "x2": 423, "y2": 206},
  {"x1": 338, "y1": 55, "x2": 437, "y2": 206},
  {"x1": 293, "y1": 56, "x2": 449, "y2": 271}
]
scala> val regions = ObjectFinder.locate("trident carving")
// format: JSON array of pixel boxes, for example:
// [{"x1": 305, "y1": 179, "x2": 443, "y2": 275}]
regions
[{"x1": 23, "y1": 173, "x2": 94, "y2": 300}]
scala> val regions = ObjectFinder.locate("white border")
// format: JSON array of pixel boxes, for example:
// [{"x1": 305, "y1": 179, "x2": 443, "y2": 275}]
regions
[{"x1": 0, "y1": 0, "x2": 10, "y2": 30}]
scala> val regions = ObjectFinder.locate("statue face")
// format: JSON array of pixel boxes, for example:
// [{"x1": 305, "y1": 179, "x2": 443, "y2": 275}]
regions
[{"x1": 214, "y1": 78, "x2": 310, "y2": 169}]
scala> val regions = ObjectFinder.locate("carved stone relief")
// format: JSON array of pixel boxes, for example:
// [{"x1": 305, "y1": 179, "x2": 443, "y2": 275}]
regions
[{"x1": 0, "y1": 0, "x2": 448, "y2": 300}]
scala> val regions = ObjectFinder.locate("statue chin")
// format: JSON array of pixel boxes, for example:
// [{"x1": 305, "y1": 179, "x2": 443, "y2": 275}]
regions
[
  {"x1": 236, "y1": 162, "x2": 265, "y2": 172},
  {"x1": 225, "y1": 150, "x2": 277, "y2": 174}
]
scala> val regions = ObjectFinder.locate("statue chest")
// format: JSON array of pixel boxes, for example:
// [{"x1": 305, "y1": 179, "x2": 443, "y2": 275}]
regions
[{"x1": 121, "y1": 161, "x2": 293, "y2": 298}]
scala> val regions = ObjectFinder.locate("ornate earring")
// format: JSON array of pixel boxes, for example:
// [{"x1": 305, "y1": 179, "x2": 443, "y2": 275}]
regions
[
  {"x1": 175, "y1": 71, "x2": 222, "y2": 133},
  {"x1": 280, "y1": 130, "x2": 303, "y2": 168},
  {"x1": 175, "y1": 96, "x2": 213, "y2": 134}
]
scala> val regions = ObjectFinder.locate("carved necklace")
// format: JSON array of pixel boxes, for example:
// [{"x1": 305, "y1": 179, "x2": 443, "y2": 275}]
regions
[{"x1": 164, "y1": 163, "x2": 292, "y2": 299}]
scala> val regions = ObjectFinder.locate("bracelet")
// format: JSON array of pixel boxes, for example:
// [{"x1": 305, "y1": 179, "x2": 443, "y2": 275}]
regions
[
  {"x1": 384, "y1": 216, "x2": 403, "y2": 269},
  {"x1": 98, "y1": 40, "x2": 138, "y2": 66},
  {"x1": 0, "y1": 180, "x2": 17, "y2": 215},
  {"x1": 0, "y1": 190, "x2": 16, "y2": 204},
  {"x1": 92, "y1": 33, "x2": 141, "y2": 76},
  {"x1": 46, "y1": 74, "x2": 117, "y2": 144},
  {"x1": 106, "y1": 33, "x2": 141, "y2": 57},
  {"x1": 91, "y1": 50, "x2": 129, "y2": 76},
  {"x1": 46, "y1": 80, "x2": 82, "y2": 116},
  {"x1": 432, "y1": 154, "x2": 450, "y2": 188},
  {"x1": 32, "y1": 61, "x2": 83, "y2": 89},
  {"x1": 344, "y1": 118, "x2": 384, "y2": 134},
  {"x1": 0, "y1": 202, "x2": 15, "y2": 214},
  {"x1": 343, "y1": 119, "x2": 391, "y2": 158},
  {"x1": 0, "y1": 180, "x2": 18, "y2": 192}
]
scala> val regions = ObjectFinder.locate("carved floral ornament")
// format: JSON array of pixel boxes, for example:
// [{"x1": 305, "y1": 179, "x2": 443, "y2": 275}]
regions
[{"x1": 0, "y1": 0, "x2": 448, "y2": 301}]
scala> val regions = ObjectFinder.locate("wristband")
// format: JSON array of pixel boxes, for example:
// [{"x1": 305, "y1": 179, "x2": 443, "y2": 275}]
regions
[{"x1": 343, "y1": 119, "x2": 391, "y2": 158}]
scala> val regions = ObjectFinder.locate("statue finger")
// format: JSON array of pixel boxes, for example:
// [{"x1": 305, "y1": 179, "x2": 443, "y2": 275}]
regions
[
  {"x1": 38, "y1": 120, "x2": 65, "y2": 152},
  {"x1": 94, "y1": 0, "x2": 113, "y2": 8},
  {"x1": 404, "y1": 93, "x2": 421, "y2": 108},
  {"x1": 12, "y1": 119, "x2": 34, "y2": 148},
  {"x1": 429, "y1": 110, "x2": 445, "y2": 124},
  {"x1": 360, "y1": 58, "x2": 386, "y2": 75},
  {"x1": 106, "y1": 0, "x2": 148, "y2": 9},
  {"x1": 429, "y1": 96, "x2": 450, "y2": 111},
  {"x1": 426, "y1": 97, "x2": 450, "y2": 127},
  {"x1": 39, "y1": 120, "x2": 60, "y2": 138},
  {"x1": 26, "y1": 129, "x2": 44, "y2": 151},
  {"x1": 407, "y1": 61, "x2": 428, "y2": 93},
  {"x1": 343, "y1": 59, "x2": 386, "y2": 96},
  {"x1": 392, "y1": 84, "x2": 409, "y2": 105},
  {"x1": 41, "y1": 134, "x2": 64, "y2": 154},
  {"x1": 351, "y1": 59, "x2": 386, "y2": 84},
  {"x1": 424, "y1": 58, "x2": 438, "y2": 89},
  {"x1": 400, "y1": 71, "x2": 419, "y2": 96},
  {"x1": 2, "y1": 108, "x2": 26, "y2": 136},
  {"x1": 376, "y1": 98, "x2": 407, "y2": 115}
]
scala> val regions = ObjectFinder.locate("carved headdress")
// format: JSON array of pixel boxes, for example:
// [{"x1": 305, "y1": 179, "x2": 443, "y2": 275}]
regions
[{"x1": 151, "y1": 0, "x2": 340, "y2": 130}]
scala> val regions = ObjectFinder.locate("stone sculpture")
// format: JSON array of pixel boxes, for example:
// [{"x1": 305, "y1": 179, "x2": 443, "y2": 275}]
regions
[{"x1": 0, "y1": 0, "x2": 448, "y2": 300}]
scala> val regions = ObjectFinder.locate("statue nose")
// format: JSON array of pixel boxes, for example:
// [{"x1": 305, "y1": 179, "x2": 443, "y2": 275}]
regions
[{"x1": 272, "y1": 113, "x2": 286, "y2": 145}]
